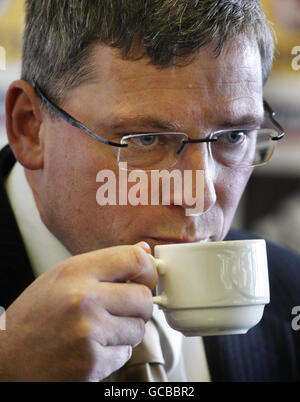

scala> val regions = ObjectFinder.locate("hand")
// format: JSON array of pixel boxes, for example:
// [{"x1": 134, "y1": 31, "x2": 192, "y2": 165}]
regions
[{"x1": 0, "y1": 242, "x2": 157, "y2": 381}]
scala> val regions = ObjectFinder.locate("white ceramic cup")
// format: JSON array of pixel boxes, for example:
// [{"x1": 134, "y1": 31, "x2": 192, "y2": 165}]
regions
[{"x1": 151, "y1": 239, "x2": 270, "y2": 336}]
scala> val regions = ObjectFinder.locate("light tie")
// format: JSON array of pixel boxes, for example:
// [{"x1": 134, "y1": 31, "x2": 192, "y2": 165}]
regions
[{"x1": 116, "y1": 319, "x2": 168, "y2": 382}]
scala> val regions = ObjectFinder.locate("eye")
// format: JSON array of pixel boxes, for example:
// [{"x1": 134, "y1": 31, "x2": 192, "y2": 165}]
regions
[
  {"x1": 224, "y1": 131, "x2": 246, "y2": 144},
  {"x1": 139, "y1": 135, "x2": 157, "y2": 146}
]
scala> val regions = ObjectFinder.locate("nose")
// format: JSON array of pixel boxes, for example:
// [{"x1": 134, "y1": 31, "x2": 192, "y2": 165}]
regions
[{"x1": 173, "y1": 143, "x2": 217, "y2": 215}]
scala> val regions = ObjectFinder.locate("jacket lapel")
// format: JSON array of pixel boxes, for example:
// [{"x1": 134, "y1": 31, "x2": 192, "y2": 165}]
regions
[
  {"x1": 204, "y1": 308, "x2": 298, "y2": 381},
  {"x1": 0, "y1": 145, "x2": 35, "y2": 309}
]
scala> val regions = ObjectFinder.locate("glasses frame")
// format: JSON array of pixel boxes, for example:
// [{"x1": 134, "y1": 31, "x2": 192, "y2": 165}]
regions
[
  {"x1": 32, "y1": 82, "x2": 285, "y2": 158},
  {"x1": 119, "y1": 128, "x2": 279, "y2": 170}
]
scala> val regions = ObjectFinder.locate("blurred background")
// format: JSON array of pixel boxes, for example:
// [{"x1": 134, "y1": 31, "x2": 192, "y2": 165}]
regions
[
  {"x1": 233, "y1": 0, "x2": 300, "y2": 255},
  {"x1": 0, "y1": 0, "x2": 23, "y2": 148},
  {"x1": 0, "y1": 0, "x2": 299, "y2": 253}
]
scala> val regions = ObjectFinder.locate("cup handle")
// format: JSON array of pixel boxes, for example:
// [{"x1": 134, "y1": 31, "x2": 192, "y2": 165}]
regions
[
  {"x1": 153, "y1": 294, "x2": 168, "y2": 306},
  {"x1": 149, "y1": 255, "x2": 168, "y2": 307}
]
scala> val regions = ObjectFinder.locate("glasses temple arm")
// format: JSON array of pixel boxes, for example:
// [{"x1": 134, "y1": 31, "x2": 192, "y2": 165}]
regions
[
  {"x1": 31, "y1": 82, "x2": 127, "y2": 148},
  {"x1": 263, "y1": 99, "x2": 285, "y2": 141}
]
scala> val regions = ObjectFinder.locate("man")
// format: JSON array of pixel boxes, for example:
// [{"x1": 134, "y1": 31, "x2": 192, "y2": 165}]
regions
[{"x1": 0, "y1": 0, "x2": 299, "y2": 382}]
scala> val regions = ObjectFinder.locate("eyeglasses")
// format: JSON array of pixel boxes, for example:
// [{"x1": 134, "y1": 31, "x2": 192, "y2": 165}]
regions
[{"x1": 32, "y1": 82, "x2": 285, "y2": 171}]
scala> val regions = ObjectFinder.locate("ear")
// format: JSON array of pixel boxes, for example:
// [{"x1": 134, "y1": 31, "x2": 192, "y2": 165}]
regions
[{"x1": 5, "y1": 80, "x2": 45, "y2": 169}]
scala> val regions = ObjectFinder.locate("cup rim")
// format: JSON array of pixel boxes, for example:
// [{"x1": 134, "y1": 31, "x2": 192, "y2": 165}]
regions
[{"x1": 154, "y1": 238, "x2": 266, "y2": 251}]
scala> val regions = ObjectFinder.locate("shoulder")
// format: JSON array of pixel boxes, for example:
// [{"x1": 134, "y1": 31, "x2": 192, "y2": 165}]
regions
[
  {"x1": 226, "y1": 228, "x2": 300, "y2": 277},
  {"x1": 227, "y1": 228, "x2": 300, "y2": 269}
]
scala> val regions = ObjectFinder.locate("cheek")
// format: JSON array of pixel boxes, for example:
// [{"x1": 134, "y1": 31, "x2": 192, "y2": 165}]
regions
[
  {"x1": 42, "y1": 126, "x2": 117, "y2": 214},
  {"x1": 216, "y1": 167, "x2": 252, "y2": 215}
]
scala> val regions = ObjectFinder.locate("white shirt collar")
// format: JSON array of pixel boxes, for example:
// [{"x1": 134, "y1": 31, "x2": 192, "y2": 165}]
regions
[{"x1": 4, "y1": 162, "x2": 71, "y2": 277}]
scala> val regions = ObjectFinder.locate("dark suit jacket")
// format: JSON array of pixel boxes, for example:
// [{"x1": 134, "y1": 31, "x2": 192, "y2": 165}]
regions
[{"x1": 1, "y1": 144, "x2": 300, "y2": 382}]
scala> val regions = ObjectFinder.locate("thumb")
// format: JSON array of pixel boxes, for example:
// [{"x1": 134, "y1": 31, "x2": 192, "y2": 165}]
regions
[{"x1": 135, "y1": 241, "x2": 152, "y2": 255}]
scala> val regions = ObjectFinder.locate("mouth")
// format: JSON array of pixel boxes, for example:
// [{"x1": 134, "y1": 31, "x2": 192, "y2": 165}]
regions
[{"x1": 147, "y1": 236, "x2": 211, "y2": 246}]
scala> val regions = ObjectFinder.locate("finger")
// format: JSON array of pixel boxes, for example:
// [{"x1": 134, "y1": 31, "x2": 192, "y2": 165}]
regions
[
  {"x1": 91, "y1": 343, "x2": 132, "y2": 381},
  {"x1": 69, "y1": 244, "x2": 158, "y2": 289},
  {"x1": 91, "y1": 314, "x2": 146, "y2": 347},
  {"x1": 96, "y1": 281, "x2": 153, "y2": 321},
  {"x1": 136, "y1": 241, "x2": 152, "y2": 254}
]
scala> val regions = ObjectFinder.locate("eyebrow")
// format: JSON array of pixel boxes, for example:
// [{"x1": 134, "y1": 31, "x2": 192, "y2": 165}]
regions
[
  {"x1": 218, "y1": 114, "x2": 264, "y2": 129},
  {"x1": 106, "y1": 113, "x2": 264, "y2": 133},
  {"x1": 108, "y1": 116, "x2": 181, "y2": 131}
]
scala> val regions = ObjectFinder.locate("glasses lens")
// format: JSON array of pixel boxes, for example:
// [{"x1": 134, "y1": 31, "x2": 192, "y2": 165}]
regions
[
  {"x1": 118, "y1": 133, "x2": 188, "y2": 170},
  {"x1": 252, "y1": 129, "x2": 277, "y2": 166},
  {"x1": 211, "y1": 129, "x2": 277, "y2": 168},
  {"x1": 211, "y1": 130, "x2": 257, "y2": 167}
]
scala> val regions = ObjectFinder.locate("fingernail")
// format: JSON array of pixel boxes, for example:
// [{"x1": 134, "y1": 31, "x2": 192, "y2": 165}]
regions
[
  {"x1": 136, "y1": 241, "x2": 152, "y2": 255},
  {"x1": 136, "y1": 241, "x2": 151, "y2": 249}
]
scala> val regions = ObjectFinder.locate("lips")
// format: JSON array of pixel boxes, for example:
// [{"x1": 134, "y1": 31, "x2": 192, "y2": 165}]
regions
[{"x1": 147, "y1": 236, "x2": 211, "y2": 246}]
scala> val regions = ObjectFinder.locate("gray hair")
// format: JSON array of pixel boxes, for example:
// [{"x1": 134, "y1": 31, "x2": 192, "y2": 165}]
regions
[{"x1": 21, "y1": 0, "x2": 274, "y2": 107}]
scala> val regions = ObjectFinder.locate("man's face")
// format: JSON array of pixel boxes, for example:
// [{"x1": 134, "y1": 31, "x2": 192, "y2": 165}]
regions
[{"x1": 35, "y1": 41, "x2": 263, "y2": 255}]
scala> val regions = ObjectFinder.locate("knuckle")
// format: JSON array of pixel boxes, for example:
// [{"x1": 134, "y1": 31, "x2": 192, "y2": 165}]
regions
[
  {"x1": 69, "y1": 291, "x2": 87, "y2": 311},
  {"x1": 126, "y1": 345, "x2": 133, "y2": 361},
  {"x1": 123, "y1": 318, "x2": 145, "y2": 347},
  {"x1": 131, "y1": 245, "x2": 145, "y2": 265},
  {"x1": 134, "y1": 285, "x2": 153, "y2": 321},
  {"x1": 130, "y1": 245, "x2": 147, "y2": 273},
  {"x1": 64, "y1": 288, "x2": 92, "y2": 315},
  {"x1": 98, "y1": 345, "x2": 133, "y2": 381},
  {"x1": 139, "y1": 284, "x2": 152, "y2": 300},
  {"x1": 75, "y1": 319, "x2": 93, "y2": 342},
  {"x1": 135, "y1": 317, "x2": 146, "y2": 340}
]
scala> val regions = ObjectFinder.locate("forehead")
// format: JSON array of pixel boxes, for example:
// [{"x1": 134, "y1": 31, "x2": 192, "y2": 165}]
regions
[{"x1": 74, "y1": 41, "x2": 264, "y2": 129}]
